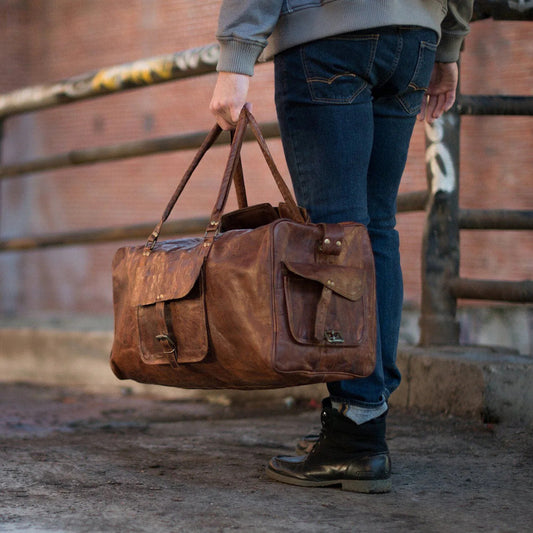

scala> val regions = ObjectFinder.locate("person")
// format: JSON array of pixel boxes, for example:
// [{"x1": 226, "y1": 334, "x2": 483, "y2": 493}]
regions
[{"x1": 209, "y1": 0, "x2": 473, "y2": 493}]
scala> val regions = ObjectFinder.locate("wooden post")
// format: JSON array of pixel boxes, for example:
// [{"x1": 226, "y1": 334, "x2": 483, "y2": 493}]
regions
[{"x1": 419, "y1": 111, "x2": 461, "y2": 346}]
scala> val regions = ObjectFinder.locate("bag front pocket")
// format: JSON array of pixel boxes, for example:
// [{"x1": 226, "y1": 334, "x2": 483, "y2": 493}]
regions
[
  {"x1": 283, "y1": 261, "x2": 368, "y2": 347},
  {"x1": 137, "y1": 277, "x2": 208, "y2": 366}
]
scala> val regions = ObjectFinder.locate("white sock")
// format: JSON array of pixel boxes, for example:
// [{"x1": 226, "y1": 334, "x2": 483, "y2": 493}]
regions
[{"x1": 331, "y1": 400, "x2": 388, "y2": 425}]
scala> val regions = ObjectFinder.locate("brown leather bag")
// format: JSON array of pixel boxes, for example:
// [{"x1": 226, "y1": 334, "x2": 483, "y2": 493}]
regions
[{"x1": 110, "y1": 107, "x2": 377, "y2": 390}]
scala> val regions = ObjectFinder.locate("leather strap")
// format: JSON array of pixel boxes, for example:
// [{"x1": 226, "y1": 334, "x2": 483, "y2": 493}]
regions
[
  {"x1": 144, "y1": 123, "x2": 223, "y2": 254},
  {"x1": 314, "y1": 286, "x2": 333, "y2": 342},
  {"x1": 245, "y1": 109, "x2": 303, "y2": 223},
  {"x1": 154, "y1": 302, "x2": 178, "y2": 367},
  {"x1": 318, "y1": 224, "x2": 344, "y2": 257},
  {"x1": 315, "y1": 224, "x2": 345, "y2": 341}
]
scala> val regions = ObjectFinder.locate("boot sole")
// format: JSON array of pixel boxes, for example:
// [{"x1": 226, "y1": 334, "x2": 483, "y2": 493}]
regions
[{"x1": 266, "y1": 466, "x2": 392, "y2": 494}]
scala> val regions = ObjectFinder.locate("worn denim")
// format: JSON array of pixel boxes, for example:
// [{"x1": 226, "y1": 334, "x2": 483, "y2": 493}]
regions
[{"x1": 274, "y1": 26, "x2": 437, "y2": 409}]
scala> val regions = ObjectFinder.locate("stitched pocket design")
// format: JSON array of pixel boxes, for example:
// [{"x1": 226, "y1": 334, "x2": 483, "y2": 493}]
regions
[{"x1": 302, "y1": 35, "x2": 378, "y2": 104}]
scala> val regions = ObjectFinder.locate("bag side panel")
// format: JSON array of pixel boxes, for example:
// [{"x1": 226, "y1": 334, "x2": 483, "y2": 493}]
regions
[
  {"x1": 203, "y1": 226, "x2": 280, "y2": 387},
  {"x1": 110, "y1": 246, "x2": 146, "y2": 380}
]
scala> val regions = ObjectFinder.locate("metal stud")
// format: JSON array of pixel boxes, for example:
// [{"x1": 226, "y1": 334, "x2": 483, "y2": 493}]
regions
[{"x1": 323, "y1": 238, "x2": 331, "y2": 245}]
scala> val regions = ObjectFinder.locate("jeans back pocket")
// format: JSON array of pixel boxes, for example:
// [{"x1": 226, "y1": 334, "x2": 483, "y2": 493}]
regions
[{"x1": 302, "y1": 34, "x2": 378, "y2": 104}]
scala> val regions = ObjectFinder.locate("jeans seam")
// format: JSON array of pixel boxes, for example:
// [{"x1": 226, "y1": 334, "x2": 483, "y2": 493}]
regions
[
  {"x1": 395, "y1": 39, "x2": 436, "y2": 115},
  {"x1": 375, "y1": 31, "x2": 403, "y2": 91},
  {"x1": 408, "y1": 40, "x2": 437, "y2": 91},
  {"x1": 324, "y1": 33, "x2": 380, "y2": 42}
]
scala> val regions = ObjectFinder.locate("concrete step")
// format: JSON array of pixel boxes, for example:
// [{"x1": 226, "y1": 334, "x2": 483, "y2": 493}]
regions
[{"x1": 0, "y1": 326, "x2": 531, "y2": 426}]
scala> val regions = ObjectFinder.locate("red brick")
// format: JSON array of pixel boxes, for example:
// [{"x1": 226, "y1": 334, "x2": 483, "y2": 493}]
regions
[{"x1": 0, "y1": 2, "x2": 530, "y2": 316}]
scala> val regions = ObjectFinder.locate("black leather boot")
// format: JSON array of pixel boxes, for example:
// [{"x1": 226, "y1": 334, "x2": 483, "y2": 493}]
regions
[{"x1": 267, "y1": 400, "x2": 391, "y2": 493}]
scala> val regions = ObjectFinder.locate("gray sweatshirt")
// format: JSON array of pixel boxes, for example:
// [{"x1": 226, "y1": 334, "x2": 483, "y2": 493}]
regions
[{"x1": 217, "y1": 0, "x2": 474, "y2": 76}]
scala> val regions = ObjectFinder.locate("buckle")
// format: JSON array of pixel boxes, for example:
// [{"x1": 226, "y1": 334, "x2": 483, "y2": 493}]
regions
[
  {"x1": 324, "y1": 330, "x2": 344, "y2": 344},
  {"x1": 155, "y1": 334, "x2": 178, "y2": 366}
]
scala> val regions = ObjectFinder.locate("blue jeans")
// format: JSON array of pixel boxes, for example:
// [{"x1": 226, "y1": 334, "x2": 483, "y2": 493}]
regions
[{"x1": 274, "y1": 26, "x2": 437, "y2": 409}]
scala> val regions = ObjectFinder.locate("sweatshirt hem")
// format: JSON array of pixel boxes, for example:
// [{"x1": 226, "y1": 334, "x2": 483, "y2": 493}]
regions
[{"x1": 263, "y1": 0, "x2": 444, "y2": 60}]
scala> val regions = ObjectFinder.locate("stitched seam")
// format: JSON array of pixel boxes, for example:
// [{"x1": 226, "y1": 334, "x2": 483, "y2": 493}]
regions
[
  {"x1": 307, "y1": 72, "x2": 357, "y2": 84},
  {"x1": 376, "y1": 33, "x2": 402, "y2": 90},
  {"x1": 396, "y1": 39, "x2": 437, "y2": 114}
]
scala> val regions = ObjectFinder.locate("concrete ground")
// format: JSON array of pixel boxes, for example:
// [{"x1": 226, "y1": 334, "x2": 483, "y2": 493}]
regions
[{"x1": 1, "y1": 382, "x2": 531, "y2": 533}]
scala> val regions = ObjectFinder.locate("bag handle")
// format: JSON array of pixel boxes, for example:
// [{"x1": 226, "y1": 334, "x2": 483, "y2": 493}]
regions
[
  {"x1": 145, "y1": 105, "x2": 304, "y2": 254},
  {"x1": 207, "y1": 106, "x2": 304, "y2": 231},
  {"x1": 144, "y1": 122, "x2": 222, "y2": 253},
  {"x1": 245, "y1": 108, "x2": 302, "y2": 221},
  {"x1": 231, "y1": 129, "x2": 248, "y2": 210}
]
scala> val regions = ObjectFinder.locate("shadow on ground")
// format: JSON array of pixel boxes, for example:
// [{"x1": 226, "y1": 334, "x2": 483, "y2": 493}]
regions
[{"x1": 1, "y1": 383, "x2": 531, "y2": 532}]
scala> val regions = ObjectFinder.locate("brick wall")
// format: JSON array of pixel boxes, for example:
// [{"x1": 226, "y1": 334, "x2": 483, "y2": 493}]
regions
[{"x1": 0, "y1": 1, "x2": 531, "y2": 321}]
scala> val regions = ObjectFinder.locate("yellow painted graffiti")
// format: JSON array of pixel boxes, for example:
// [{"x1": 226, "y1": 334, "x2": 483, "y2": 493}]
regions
[
  {"x1": 90, "y1": 45, "x2": 219, "y2": 93},
  {"x1": 91, "y1": 57, "x2": 175, "y2": 92}
]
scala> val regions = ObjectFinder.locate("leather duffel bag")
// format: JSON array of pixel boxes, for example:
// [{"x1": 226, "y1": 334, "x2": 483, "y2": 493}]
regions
[{"x1": 110, "y1": 106, "x2": 377, "y2": 390}]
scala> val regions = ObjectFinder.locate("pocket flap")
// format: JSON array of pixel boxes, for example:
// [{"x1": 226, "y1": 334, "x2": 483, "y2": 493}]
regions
[
  {"x1": 283, "y1": 261, "x2": 364, "y2": 301},
  {"x1": 130, "y1": 238, "x2": 205, "y2": 306}
]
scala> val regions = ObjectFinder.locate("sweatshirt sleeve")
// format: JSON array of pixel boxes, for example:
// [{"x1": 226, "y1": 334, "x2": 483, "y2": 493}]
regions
[
  {"x1": 216, "y1": 0, "x2": 285, "y2": 76},
  {"x1": 436, "y1": 0, "x2": 474, "y2": 62}
]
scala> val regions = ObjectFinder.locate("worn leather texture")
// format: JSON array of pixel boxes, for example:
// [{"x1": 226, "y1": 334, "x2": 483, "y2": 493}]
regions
[{"x1": 110, "y1": 107, "x2": 377, "y2": 390}]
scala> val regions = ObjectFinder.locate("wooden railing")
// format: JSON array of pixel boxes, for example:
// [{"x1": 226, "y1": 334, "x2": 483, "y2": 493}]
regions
[{"x1": 0, "y1": 1, "x2": 531, "y2": 346}]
